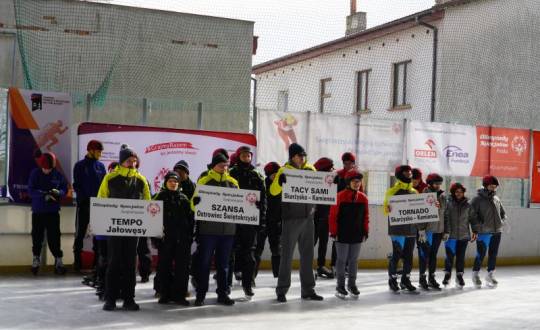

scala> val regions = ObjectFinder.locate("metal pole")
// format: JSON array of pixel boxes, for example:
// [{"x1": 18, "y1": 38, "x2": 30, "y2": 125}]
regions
[
  {"x1": 251, "y1": 77, "x2": 258, "y2": 136},
  {"x1": 416, "y1": 19, "x2": 438, "y2": 122},
  {"x1": 142, "y1": 98, "x2": 148, "y2": 125},
  {"x1": 85, "y1": 93, "x2": 91, "y2": 122},
  {"x1": 10, "y1": 33, "x2": 17, "y2": 86},
  {"x1": 197, "y1": 102, "x2": 203, "y2": 129}
]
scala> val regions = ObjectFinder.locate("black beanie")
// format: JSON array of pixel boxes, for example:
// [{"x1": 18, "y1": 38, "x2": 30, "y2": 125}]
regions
[
  {"x1": 119, "y1": 144, "x2": 137, "y2": 165},
  {"x1": 395, "y1": 165, "x2": 412, "y2": 184},
  {"x1": 288, "y1": 143, "x2": 306, "y2": 160},
  {"x1": 164, "y1": 171, "x2": 180, "y2": 183},
  {"x1": 173, "y1": 160, "x2": 189, "y2": 175},
  {"x1": 210, "y1": 152, "x2": 229, "y2": 169}
]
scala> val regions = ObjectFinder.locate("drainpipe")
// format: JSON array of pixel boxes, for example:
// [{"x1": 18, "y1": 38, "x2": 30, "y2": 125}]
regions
[
  {"x1": 416, "y1": 17, "x2": 438, "y2": 122},
  {"x1": 251, "y1": 77, "x2": 257, "y2": 136}
]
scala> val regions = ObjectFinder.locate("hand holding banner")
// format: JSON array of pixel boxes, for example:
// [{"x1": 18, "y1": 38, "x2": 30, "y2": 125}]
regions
[
  {"x1": 281, "y1": 169, "x2": 337, "y2": 205},
  {"x1": 195, "y1": 185, "x2": 260, "y2": 226},
  {"x1": 388, "y1": 193, "x2": 439, "y2": 226}
]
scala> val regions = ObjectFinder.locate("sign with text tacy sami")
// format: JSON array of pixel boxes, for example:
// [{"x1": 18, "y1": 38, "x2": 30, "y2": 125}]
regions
[
  {"x1": 388, "y1": 193, "x2": 439, "y2": 226},
  {"x1": 90, "y1": 198, "x2": 163, "y2": 236},
  {"x1": 195, "y1": 185, "x2": 260, "y2": 226},
  {"x1": 281, "y1": 169, "x2": 337, "y2": 205}
]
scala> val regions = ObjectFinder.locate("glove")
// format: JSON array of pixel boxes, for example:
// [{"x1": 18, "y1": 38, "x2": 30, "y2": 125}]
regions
[
  {"x1": 255, "y1": 201, "x2": 261, "y2": 209},
  {"x1": 278, "y1": 173, "x2": 287, "y2": 185},
  {"x1": 49, "y1": 189, "x2": 61, "y2": 199},
  {"x1": 442, "y1": 233, "x2": 450, "y2": 241},
  {"x1": 193, "y1": 196, "x2": 201, "y2": 206},
  {"x1": 418, "y1": 230, "x2": 427, "y2": 243},
  {"x1": 44, "y1": 194, "x2": 57, "y2": 203}
]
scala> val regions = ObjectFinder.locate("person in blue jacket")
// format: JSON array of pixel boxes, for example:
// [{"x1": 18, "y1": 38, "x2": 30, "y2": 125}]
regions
[
  {"x1": 28, "y1": 152, "x2": 68, "y2": 275},
  {"x1": 72, "y1": 140, "x2": 106, "y2": 272}
]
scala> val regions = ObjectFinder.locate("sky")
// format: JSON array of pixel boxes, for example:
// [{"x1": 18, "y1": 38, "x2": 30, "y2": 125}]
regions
[{"x1": 100, "y1": 0, "x2": 436, "y2": 65}]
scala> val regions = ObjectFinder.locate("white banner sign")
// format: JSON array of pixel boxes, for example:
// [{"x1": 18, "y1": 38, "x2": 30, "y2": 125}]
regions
[
  {"x1": 388, "y1": 192, "x2": 439, "y2": 226},
  {"x1": 90, "y1": 197, "x2": 163, "y2": 236},
  {"x1": 282, "y1": 169, "x2": 337, "y2": 205},
  {"x1": 358, "y1": 118, "x2": 404, "y2": 171},
  {"x1": 195, "y1": 185, "x2": 260, "y2": 226}
]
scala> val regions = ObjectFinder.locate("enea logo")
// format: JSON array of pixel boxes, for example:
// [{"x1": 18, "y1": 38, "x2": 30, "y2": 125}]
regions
[
  {"x1": 443, "y1": 145, "x2": 470, "y2": 164},
  {"x1": 414, "y1": 139, "x2": 437, "y2": 158}
]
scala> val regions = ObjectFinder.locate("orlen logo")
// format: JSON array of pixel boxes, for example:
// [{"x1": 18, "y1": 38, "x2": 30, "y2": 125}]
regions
[
  {"x1": 414, "y1": 139, "x2": 437, "y2": 158},
  {"x1": 443, "y1": 145, "x2": 470, "y2": 164}
]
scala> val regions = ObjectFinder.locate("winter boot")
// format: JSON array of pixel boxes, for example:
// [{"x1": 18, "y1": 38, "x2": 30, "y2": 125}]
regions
[
  {"x1": 317, "y1": 266, "x2": 335, "y2": 279},
  {"x1": 31, "y1": 256, "x2": 40, "y2": 275},
  {"x1": 428, "y1": 273, "x2": 442, "y2": 291},
  {"x1": 442, "y1": 272, "x2": 451, "y2": 286},
  {"x1": 123, "y1": 299, "x2": 140, "y2": 311},
  {"x1": 347, "y1": 285, "x2": 360, "y2": 298},
  {"x1": 102, "y1": 300, "x2": 116, "y2": 311},
  {"x1": 335, "y1": 286, "x2": 348, "y2": 300},
  {"x1": 243, "y1": 286, "x2": 255, "y2": 300},
  {"x1": 456, "y1": 272, "x2": 465, "y2": 289},
  {"x1": 419, "y1": 274, "x2": 429, "y2": 290},
  {"x1": 388, "y1": 276, "x2": 400, "y2": 293},
  {"x1": 472, "y1": 271, "x2": 482, "y2": 288},
  {"x1": 400, "y1": 275, "x2": 418, "y2": 293},
  {"x1": 217, "y1": 295, "x2": 235, "y2": 306},
  {"x1": 485, "y1": 271, "x2": 498, "y2": 287}
]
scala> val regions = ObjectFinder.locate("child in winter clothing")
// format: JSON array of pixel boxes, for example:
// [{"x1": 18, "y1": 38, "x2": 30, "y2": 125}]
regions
[
  {"x1": 443, "y1": 183, "x2": 478, "y2": 288},
  {"x1": 28, "y1": 152, "x2": 68, "y2": 275},
  {"x1": 329, "y1": 170, "x2": 369, "y2": 299},
  {"x1": 154, "y1": 171, "x2": 194, "y2": 305}
]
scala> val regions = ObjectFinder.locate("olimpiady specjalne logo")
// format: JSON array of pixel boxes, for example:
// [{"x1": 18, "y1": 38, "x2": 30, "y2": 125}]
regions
[
  {"x1": 511, "y1": 136, "x2": 527, "y2": 156},
  {"x1": 324, "y1": 174, "x2": 335, "y2": 187},
  {"x1": 415, "y1": 139, "x2": 437, "y2": 158},
  {"x1": 425, "y1": 194, "x2": 436, "y2": 206},
  {"x1": 147, "y1": 203, "x2": 161, "y2": 217},
  {"x1": 245, "y1": 192, "x2": 258, "y2": 206}
]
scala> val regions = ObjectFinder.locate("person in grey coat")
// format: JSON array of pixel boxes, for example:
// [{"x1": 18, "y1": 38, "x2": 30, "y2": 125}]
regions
[
  {"x1": 471, "y1": 175, "x2": 507, "y2": 288},
  {"x1": 443, "y1": 183, "x2": 479, "y2": 288},
  {"x1": 269, "y1": 143, "x2": 323, "y2": 303}
]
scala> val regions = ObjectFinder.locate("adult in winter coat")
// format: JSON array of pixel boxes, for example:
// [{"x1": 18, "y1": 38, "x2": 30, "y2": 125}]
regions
[
  {"x1": 329, "y1": 170, "x2": 369, "y2": 299},
  {"x1": 154, "y1": 171, "x2": 193, "y2": 305},
  {"x1": 72, "y1": 140, "x2": 106, "y2": 272},
  {"x1": 99, "y1": 145, "x2": 151, "y2": 311},
  {"x1": 270, "y1": 143, "x2": 323, "y2": 303},
  {"x1": 313, "y1": 157, "x2": 335, "y2": 279},
  {"x1": 471, "y1": 175, "x2": 507, "y2": 288},
  {"x1": 443, "y1": 183, "x2": 479, "y2": 288},
  {"x1": 254, "y1": 162, "x2": 282, "y2": 279},
  {"x1": 417, "y1": 173, "x2": 446, "y2": 291},
  {"x1": 383, "y1": 165, "x2": 419, "y2": 293},
  {"x1": 228, "y1": 146, "x2": 266, "y2": 298},
  {"x1": 28, "y1": 152, "x2": 68, "y2": 275}
]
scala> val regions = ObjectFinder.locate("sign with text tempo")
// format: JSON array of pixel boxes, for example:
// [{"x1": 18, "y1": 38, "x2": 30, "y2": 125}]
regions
[
  {"x1": 281, "y1": 169, "x2": 337, "y2": 205},
  {"x1": 90, "y1": 197, "x2": 163, "y2": 236},
  {"x1": 388, "y1": 193, "x2": 439, "y2": 226},
  {"x1": 195, "y1": 185, "x2": 260, "y2": 226}
]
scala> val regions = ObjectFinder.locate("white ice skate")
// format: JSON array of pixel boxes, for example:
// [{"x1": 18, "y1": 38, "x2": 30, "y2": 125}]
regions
[
  {"x1": 335, "y1": 286, "x2": 348, "y2": 300},
  {"x1": 472, "y1": 271, "x2": 482, "y2": 289},
  {"x1": 485, "y1": 271, "x2": 498, "y2": 288}
]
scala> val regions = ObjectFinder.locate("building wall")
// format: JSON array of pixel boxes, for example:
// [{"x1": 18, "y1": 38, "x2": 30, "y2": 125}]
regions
[
  {"x1": 436, "y1": 0, "x2": 540, "y2": 128},
  {"x1": 255, "y1": 23, "x2": 436, "y2": 122}
]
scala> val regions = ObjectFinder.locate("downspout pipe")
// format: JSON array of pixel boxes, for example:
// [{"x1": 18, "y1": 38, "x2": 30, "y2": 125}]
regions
[{"x1": 416, "y1": 17, "x2": 438, "y2": 122}]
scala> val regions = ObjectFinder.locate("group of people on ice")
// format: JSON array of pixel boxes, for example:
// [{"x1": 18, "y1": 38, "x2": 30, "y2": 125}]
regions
[{"x1": 27, "y1": 139, "x2": 507, "y2": 311}]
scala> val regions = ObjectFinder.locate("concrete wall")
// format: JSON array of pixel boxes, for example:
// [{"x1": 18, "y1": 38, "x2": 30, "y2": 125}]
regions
[{"x1": 255, "y1": 23, "x2": 435, "y2": 122}]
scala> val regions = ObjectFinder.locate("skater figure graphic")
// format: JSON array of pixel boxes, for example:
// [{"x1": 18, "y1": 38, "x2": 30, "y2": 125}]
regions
[
  {"x1": 274, "y1": 114, "x2": 298, "y2": 149},
  {"x1": 36, "y1": 120, "x2": 68, "y2": 150}
]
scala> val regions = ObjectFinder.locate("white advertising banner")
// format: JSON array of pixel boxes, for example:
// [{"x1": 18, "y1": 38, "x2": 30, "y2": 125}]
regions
[
  {"x1": 281, "y1": 169, "x2": 337, "y2": 205},
  {"x1": 358, "y1": 118, "x2": 404, "y2": 171},
  {"x1": 90, "y1": 197, "x2": 163, "y2": 236},
  {"x1": 388, "y1": 192, "x2": 439, "y2": 226},
  {"x1": 195, "y1": 185, "x2": 260, "y2": 226},
  {"x1": 308, "y1": 113, "x2": 356, "y2": 166}
]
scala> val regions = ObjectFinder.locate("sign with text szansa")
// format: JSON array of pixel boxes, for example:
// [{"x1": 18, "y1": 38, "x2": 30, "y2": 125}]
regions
[
  {"x1": 195, "y1": 185, "x2": 260, "y2": 226},
  {"x1": 388, "y1": 193, "x2": 439, "y2": 226},
  {"x1": 90, "y1": 197, "x2": 163, "y2": 236},
  {"x1": 281, "y1": 169, "x2": 337, "y2": 205}
]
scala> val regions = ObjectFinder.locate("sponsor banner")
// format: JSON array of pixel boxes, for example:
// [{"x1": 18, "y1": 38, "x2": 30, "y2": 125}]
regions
[
  {"x1": 388, "y1": 193, "x2": 439, "y2": 226},
  {"x1": 195, "y1": 185, "x2": 260, "y2": 226},
  {"x1": 357, "y1": 118, "x2": 404, "y2": 171},
  {"x1": 281, "y1": 169, "x2": 337, "y2": 205},
  {"x1": 7, "y1": 88, "x2": 72, "y2": 203},
  {"x1": 89, "y1": 197, "x2": 163, "y2": 237},
  {"x1": 78, "y1": 123, "x2": 257, "y2": 195},
  {"x1": 308, "y1": 113, "x2": 356, "y2": 167},
  {"x1": 530, "y1": 131, "x2": 540, "y2": 203}
]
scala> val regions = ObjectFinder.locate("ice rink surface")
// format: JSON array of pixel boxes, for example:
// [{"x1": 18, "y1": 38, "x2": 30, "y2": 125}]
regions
[{"x1": 1, "y1": 266, "x2": 539, "y2": 330}]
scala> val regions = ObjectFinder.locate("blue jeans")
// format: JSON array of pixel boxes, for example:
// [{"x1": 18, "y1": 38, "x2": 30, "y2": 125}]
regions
[{"x1": 196, "y1": 234, "x2": 235, "y2": 299}]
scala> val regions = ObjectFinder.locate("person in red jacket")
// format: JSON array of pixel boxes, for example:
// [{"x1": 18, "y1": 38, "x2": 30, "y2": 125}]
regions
[
  {"x1": 412, "y1": 168, "x2": 427, "y2": 193},
  {"x1": 329, "y1": 170, "x2": 369, "y2": 299}
]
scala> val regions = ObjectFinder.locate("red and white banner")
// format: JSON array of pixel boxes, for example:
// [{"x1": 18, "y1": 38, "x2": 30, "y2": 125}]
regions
[
  {"x1": 408, "y1": 121, "x2": 530, "y2": 178},
  {"x1": 530, "y1": 131, "x2": 540, "y2": 203}
]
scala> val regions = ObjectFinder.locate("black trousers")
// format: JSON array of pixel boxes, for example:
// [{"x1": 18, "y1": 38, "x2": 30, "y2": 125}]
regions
[
  {"x1": 254, "y1": 218, "x2": 282, "y2": 278},
  {"x1": 231, "y1": 225, "x2": 258, "y2": 289},
  {"x1": 158, "y1": 236, "x2": 192, "y2": 299},
  {"x1": 96, "y1": 239, "x2": 108, "y2": 289},
  {"x1": 73, "y1": 199, "x2": 90, "y2": 256},
  {"x1": 105, "y1": 237, "x2": 138, "y2": 301},
  {"x1": 32, "y1": 212, "x2": 63, "y2": 258},
  {"x1": 444, "y1": 239, "x2": 468, "y2": 274},
  {"x1": 417, "y1": 232, "x2": 443, "y2": 275},
  {"x1": 388, "y1": 236, "x2": 415, "y2": 278},
  {"x1": 137, "y1": 237, "x2": 152, "y2": 278},
  {"x1": 314, "y1": 216, "x2": 330, "y2": 268}
]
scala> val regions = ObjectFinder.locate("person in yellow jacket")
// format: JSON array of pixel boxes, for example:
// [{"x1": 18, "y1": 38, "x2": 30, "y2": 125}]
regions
[
  {"x1": 99, "y1": 145, "x2": 151, "y2": 312},
  {"x1": 270, "y1": 143, "x2": 323, "y2": 303}
]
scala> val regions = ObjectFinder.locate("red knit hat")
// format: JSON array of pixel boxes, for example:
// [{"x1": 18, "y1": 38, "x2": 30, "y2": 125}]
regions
[
  {"x1": 426, "y1": 173, "x2": 443, "y2": 185},
  {"x1": 87, "y1": 140, "x2": 104, "y2": 151},
  {"x1": 264, "y1": 162, "x2": 280, "y2": 177},
  {"x1": 412, "y1": 168, "x2": 423, "y2": 180},
  {"x1": 39, "y1": 152, "x2": 56, "y2": 169},
  {"x1": 450, "y1": 182, "x2": 466, "y2": 195},
  {"x1": 229, "y1": 152, "x2": 238, "y2": 166},
  {"x1": 482, "y1": 175, "x2": 499, "y2": 187},
  {"x1": 341, "y1": 152, "x2": 356, "y2": 163},
  {"x1": 345, "y1": 169, "x2": 363, "y2": 182},
  {"x1": 314, "y1": 157, "x2": 334, "y2": 171}
]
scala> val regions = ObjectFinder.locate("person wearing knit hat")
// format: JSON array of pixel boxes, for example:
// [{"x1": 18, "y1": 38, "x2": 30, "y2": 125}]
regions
[
  {"x1": 416, "y1": 173, "x2": 446, "y2": 291},
  {"x1": 191, "y1": 151, "x2": 239, "y2": 307},
  {"x1": 470, "y1": 175, "x2": 506, "y2": 288},
  {"x1": 153, "y1": 171, "x2": 193, "y2": 306},
  {"x1": 173, "y1": 160, "x2": 196, "y2": 200},
  {"x1": 228, "y1": 145, "x2": 267, "y2": 298},
  {"x1": 313, "y1": 157, "x2": 336, "y2": 279},
  {"x1": 98, "y1": 145, "x2": 151, "y2": 312},
  {"x1": 383, "y1": 164, "x2": 420, "y2": 293},
  {"x1": 28, "y1": 151, "x2": 68, "y2": 276},
  {"x1": 329, "y1": 169, "x2": 369, "y2": 299},
  {"x1": 72, "y1": 140, "x2": 106, "y2": 272},
  {"x1": 270, "y1": 143, "x2": 323, "y2": 303},
  {"x1": 254, "y1": 161, "x2": 282, "y2": 279},
  {"x1": 442, "y1": 182, "x2": 479, "y2": 289},
  {"x1": 334, "y1": 152, "x2": 357, "y2": 192},
  {"x1": 412, "y1": 168, "x2": 428, "y2": 194}
]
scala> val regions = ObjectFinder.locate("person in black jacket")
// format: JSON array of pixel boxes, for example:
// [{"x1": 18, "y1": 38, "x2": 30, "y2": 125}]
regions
[
  {"x1": 254, "y1": 162, "x2": 282, "y2": 279},
  {"x1": 154, "y1": 171, "x2": 193, "y2": 305},
  {"x1": 313, "y1": 157, "x2": 335, "y2": 279},
  {"x1": 229, "y1": 146, "x2": 267, "y2": 298},
  {"x1": 174, "y1": 160, "x2": 196, "y2": 199}
]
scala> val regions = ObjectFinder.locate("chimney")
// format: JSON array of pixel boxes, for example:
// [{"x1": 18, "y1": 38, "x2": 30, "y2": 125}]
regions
[{"x1": 346, "y1": 0, "x2": 366, "y2": 36}]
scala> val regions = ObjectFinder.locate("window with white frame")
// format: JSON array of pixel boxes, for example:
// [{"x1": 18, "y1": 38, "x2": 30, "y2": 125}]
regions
[
  {"x1": 277, "y1": 90, "x2": 289, "y2": 112},
  {"x1": 392, "y1": 60, "x2": 411, "y2": 108},
  {"x1": 356, "y1": 70, "x2": 370, "y2": 112},
  {"x1": 320, "y1": 78, "x2": 332, "y2": 113}
]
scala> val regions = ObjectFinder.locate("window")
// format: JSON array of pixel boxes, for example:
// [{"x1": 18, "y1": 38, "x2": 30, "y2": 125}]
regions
[
  {"x1": 392, "y1": 60, "x2": 411, "y2": 108},
  {"x1": 277, "y1": 90, "x2": 289, "y2": 112},
  {"x1": 319, "y1": 78, "x2": 332, "y2": 112},
  {"x1": 356, "y1": 70, "x2": 370, "y2": 112}
]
